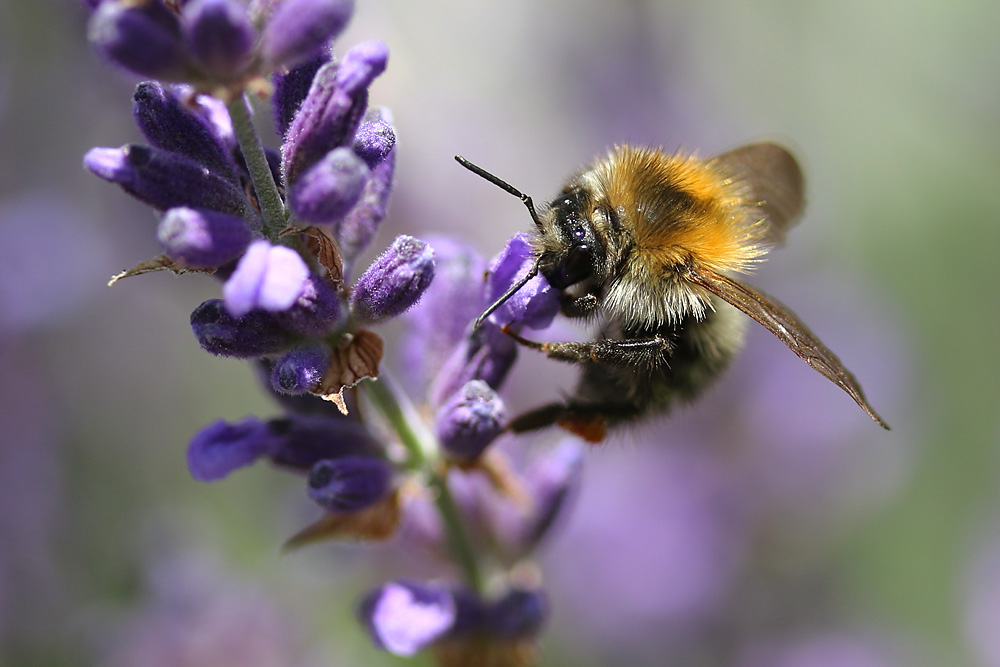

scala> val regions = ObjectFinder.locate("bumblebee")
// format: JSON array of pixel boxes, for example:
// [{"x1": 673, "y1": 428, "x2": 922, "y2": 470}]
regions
[{"x1": 456, "y1": 143, "x2": 888, "y2": 441}]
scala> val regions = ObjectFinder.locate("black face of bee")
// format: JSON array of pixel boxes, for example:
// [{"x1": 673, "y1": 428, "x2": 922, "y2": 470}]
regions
[{"x1": 539, "y1": 187, "x2": 605, "y2": 290}]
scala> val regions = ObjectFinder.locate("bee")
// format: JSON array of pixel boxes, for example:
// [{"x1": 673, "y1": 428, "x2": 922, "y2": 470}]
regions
[{"x1": 455, "y1": 143, "x2": 889, "y2": 441}]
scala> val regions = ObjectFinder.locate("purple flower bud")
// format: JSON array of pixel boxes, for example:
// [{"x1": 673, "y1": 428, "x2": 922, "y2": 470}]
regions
[
  {"x1": 399, "y1": 237, "x2": 486, "y2": 390},
  {"x1": 84, "y1": 144, "x2": 248, "y2": 216},
  {"x1": 186, "y1": 416, "x2": 280, "y2": 481},
  {"x1": 486, "y1": 233, "x2": 559, "y2": 330},
  {"x1": 222, "y1": 240, "x2": 310, "y2": 318},
  {"x1": 287, "y1": 146, "x2": 369, "y2": 225},
  {"x1": 182, "y1": 0, "x2": 256, "y2": 77},
  {"x1": 334, "y1": 40, "x2": 389, "y2": 95},
  {"x1": 182, "y1": 0, "x2": 257, "y2": 79},
  {"x1": 520, "y1": 441, "x2": 584, "y2": 550},
  {"x1": 272, "y1": 275, "x2": 342, "y2": 336},
  {"x1": 486, "y1": 589, "x2": 547, "y2": 639},
  {"x1": 335, "y1": 146, "x2": 394, "y2": 260},
  {"x1": 271, "y1": 344, "x2": 329, "y2": 394},
  {"x1": 351, "y1": 235, "x2": 435, "y2": 323},
  {"x1": 260, "y1": 0, "x2": 354, "y2": 70},
  {"x1": 273, "y1": 52, "x2": 328, "y2": 137},
  {"x1": 157, "y1": 206, "x2": 251, "y2": 267},
  {"x1": 266, "y1": 415, "x2": 380, "y2": 470},
  {"x1": 132, "y1": 82, "x2": 237, "y2": 179},
  {"x1": 352, "y1": 108, "x2": 395, "y2": 169},
  {"x1": 190, "y1": 298, "x2": 294, "y2": 357},
  {"x1": 436, "y1": 381, "x2": 506, "y2": 461},
  {"x1": 281, "y1": 41, "x2": 388, "y2": 184},
  {"x1": 307, "y1": 456, "x2": 393, "y2": 513},
  {"x1": 87, "y1": 0, "x2": 191, "y2": 80},
  {"x1": 429, "y1": 322, "x2": 518, "y2": 406},
  {"x1": 360, "y1": 580, "x2": 457, "y2": 657}
]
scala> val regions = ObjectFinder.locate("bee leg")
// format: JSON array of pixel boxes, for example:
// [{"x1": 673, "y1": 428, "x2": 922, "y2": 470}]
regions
[
  {"x1": 501, "y1": 325, "x2": 673, "y2": 368},
  {"x1": 560, "y1": 293, "x2": 599, "y2": 318},
  {"x1": 508, "y1": 400, "x2": 641, "y2": 442}
]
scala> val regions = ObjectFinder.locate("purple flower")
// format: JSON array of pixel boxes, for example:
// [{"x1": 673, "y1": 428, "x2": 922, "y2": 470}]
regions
[
  {"x1": 84, "y1": 144, "x2": 249, "y2": 216},
  {"x1": 486, "y1": 588, "x2": 547, "y2": 639},
  {"x1": 259, "y1": 0, "x2": 354, "y2": 70},
  {"x1": 435, "y1": 380, "x2": 506, "y2": 461},
  {"x1": 190, "y1": 298, "x2": 294, "y2": 358},
  {"x1": 270, "y1": 344, "x2": 329, "y2": 394},
  {"x1": 352, "y1": 108, "x2": 396, "y2": 169},
  {"x1": 287, "y1": 146, "x2": 369, "y2": 224},
  {"x1": 187, "y1": 414, "x2": 382, "y2": 482},
  {"x1": 272, "y1": 275, "x2": 342, "y2": 336},
  {"x1": 132, "y1": 82, "x2": 237, "y2": 179},
  {"x1": 273, "y1": 53, "x2": 330, "y2": 137},
  {"x1": 281, "y1": 41, "x2": 389, "y2": 185},
  {"x1": 182, "y1": 0, "x2": 255, "y2": 78},
  {"x1": 88, "y1": 0, "x2": 191, "y2": 80},
  {"x1": 335, "y1": 142, "x2": 395, "y2": 260},
  {"x1": 360, "y1": 580, "x2": 457, "y2": 657},
  {"x1": 485, "y1": 233, "x2": 559, "y2": 330},
  {"x1": 429, "y1": 322, "x2": 518, "y2": 407},
  {"x1": 186, "y1": 417, "x2": 279, "y2": 481},
  {"x1": 222, "y1": 241, "x2": 310, "y2": 318},
  {"x1": 157, "y1": 206, "x2": 251, "y2": 267},
  {"x1": 307, "y1": 456, "x2": 394, "y2": 513},
  {"x1": 350, "y1": 235, "x2": 435, "y2": 323},
  {"x1": 398, "y1": 237, "x2": 487, "y2": 390},
  {"x1": 265, "y1": 415, "x2": 381, "y2": 470}
]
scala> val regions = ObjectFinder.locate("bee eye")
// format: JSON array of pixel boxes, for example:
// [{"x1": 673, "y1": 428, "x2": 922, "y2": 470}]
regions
[{"x1": 553, "y1": 243, "x2": 592, "y2": 288}]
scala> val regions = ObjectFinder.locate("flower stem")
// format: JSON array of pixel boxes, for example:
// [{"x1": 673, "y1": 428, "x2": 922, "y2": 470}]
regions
[
  {"x1": 227, "y1": 93, "x2": 286, "y2": 239},
  {"x1": 365, "y1": 375, "x2": 484, "y2": 595}
]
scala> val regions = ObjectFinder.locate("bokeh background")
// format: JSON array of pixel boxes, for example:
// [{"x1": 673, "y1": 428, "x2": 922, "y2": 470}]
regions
[{"x1": 1, "y1": 0, "x2": 998, "y2": 665}]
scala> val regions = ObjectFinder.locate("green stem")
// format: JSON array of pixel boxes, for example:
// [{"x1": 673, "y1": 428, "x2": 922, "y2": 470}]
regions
[
  {"x1": 227, "y1": 93, "x2": 286, "y2": 239},
  {"x1": 365, "y1": 375, "x2": 484, "y2": 594}
]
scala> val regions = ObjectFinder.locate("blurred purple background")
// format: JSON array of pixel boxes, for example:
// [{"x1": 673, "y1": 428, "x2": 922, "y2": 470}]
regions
[{"x1": 1, "y1": 0, "x2": 998, "y2": 665}]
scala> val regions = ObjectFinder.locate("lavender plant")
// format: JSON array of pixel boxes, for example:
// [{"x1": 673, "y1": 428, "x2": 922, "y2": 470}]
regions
[{"x1": 83, "y1": 1, "x2": 577, "y2": 664}]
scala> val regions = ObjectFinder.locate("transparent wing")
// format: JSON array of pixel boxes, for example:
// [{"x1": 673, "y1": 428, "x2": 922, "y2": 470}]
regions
[
  {"x1": 710, "y1": 142, "x2": 805, "y2": 245},
  {"x1": 684, "y1": 263, "x2": 890, "y2": 429}
]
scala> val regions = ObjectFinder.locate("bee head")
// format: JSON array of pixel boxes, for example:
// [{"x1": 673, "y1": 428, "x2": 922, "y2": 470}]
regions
[
  {"x1": 454, "y1": 155, "x2": 605, "y2": 329},
  {"x1": 535, "y1": 186, "x2": 606, "y2": 291}
]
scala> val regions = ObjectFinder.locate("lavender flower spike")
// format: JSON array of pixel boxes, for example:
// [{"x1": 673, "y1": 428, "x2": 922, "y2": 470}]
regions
[
  {"x1": 288, "y1": 146, "x2": 369, "y2": 225},
  {"x1": 351, "y1": 235, "x2": 435, "y2": 323},
  {"x1": 307, "y1": 456, "x2": 393, "y2": 513},
  {"x1": 436, "y1": 380, "x2": 506, "y2": 461},
  {"x1": 259, "y1": 0, "x2": 354, "y2": 70},
  {"x1": 223, "y1": 240, "x2": 310, "y2": 318},
  {"x1": 157, "y1": 206, "x2": 251, "y2": 268}
]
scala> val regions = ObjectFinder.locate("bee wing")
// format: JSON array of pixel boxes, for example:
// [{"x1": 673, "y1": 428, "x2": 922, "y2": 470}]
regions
[
  {"x1": 684, "y1": 264, "x2": 890, "y2": 429},
  {"x1": 710, "y1": 143, "x2": 804, "y2": 245}
]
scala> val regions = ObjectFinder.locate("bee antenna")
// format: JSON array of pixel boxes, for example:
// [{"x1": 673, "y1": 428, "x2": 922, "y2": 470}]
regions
[
  {"x1": 454, "y1": 155, "x2": 542, "y2": 229},
  {"x1": 473, "y1": 258, "x2": 540, "y2": 330}
]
